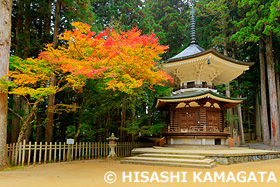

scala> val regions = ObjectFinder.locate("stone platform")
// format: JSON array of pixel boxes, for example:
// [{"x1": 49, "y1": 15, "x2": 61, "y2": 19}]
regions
[
  {"x1": 121, "y1": 153, "x2": 216, "y2": 169},
  {"x1": 129, "y1": 146, "x2": 280, "y2": 165}
]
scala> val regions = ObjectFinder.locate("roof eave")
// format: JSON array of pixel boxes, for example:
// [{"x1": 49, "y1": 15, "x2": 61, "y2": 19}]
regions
[
  {"x1": 166, "y1": 48, "x2": 255, "y2": 67},
  {"x1": 154, "y1": 91, "x2": 246, "y2": 109}
]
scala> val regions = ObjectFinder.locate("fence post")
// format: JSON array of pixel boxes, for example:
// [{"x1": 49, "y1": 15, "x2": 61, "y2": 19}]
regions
[
  {"x1": 105, "y1": 142, "x2": 108, "y2": 156},
  {"x1": 85, "y1": 142, "x2": 88, "y2": 159},
  {"x1": 116, "y1": 143, "x2": 118, "y2": 157},
  {"x1": 49, "y1": 142, "x2": 52, "y2": 163},
  {"x1": 122, "y1": 142, "x2": 124, "y2": 157},
  {"x1": 28, "y1": 141, "x2": 31, "y2": 166},
  {"x1": 82, "y1": 142, "x2": 85, "y2": 159},
  {"x1": 15, "y1": 142, "x2": 19, "y2": 166},
  {"x1": 63, "y1": 142, "x2": 66, "y2": 162},
  {"x1": 94, "y1": 142, "x2": 97, "y2": 159},
  {"x1": 88, "y1": 142, "x2": 91, "y2": 159},
  {"x1": 75, "y1": 142, "x2": 77, "y2": 160},
  {"x1": 18, "y1": 142, "x2": 22, "y2": 166},
  {"x1": 33, "y1": 142, "x2": 37, "y2": 165},
  {"x1": 67, "y1": 144, "x2": 70, "y2": 162},
  {"x1": 71, "y1": 143, "x2": 74, "y2": 160},
  {"x1": 22, "y1": 140, "x2": 26, "y2": 166},
  {"x1": 79, "y1": 142, "x2": 81, "y2": 160},
  {"x1": 8, "y1": 143, "x2": 11, "y2": 163},
  {"x1": 54, "y1": 142, "x2": 57, "y2": 163},
  {"x1": 39, "y1": 142, "x2": 42, "y2": 164},
  {"x1": 59, "y1": 142, "x2": 61, "y2": 162},
  {"x1": 12, "y1": 143, "x2": 15, "y2": 166},
  {"x1": 44, "y1": 142, "x2": 47, "y2": 164},
  {"x1": 101, "y1": 142, "x2": 103, "y2": 158}
]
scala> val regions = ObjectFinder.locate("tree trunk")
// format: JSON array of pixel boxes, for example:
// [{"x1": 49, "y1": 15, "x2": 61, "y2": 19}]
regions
[
  {"x1": 265, "y1": 36, "x2": 280, "y2": 147},
  {"x1": 11, "y1": 0, "x2": 23, "y2": 143},
  {"x1": 45, "y1": 75, "x2": 56, "y2": 142},
  {"x1": 131, "y1": 96, "x2": 136, "y2": 142},
  {"x1": 15, "y1": 0, "x2": 23, "y2": 58},
  {"x1": 225, "y1": 83, "x2": 233, "y2": 135},
  {"x1": 35, "y1": 110, "x2": 43, "y2": 142},
  {"x1": 247, "y1": 99, "x2": 251, "y2": 140},
  {"x1": 22, "y1": 97, "x2": 31, "y2": 141},
  {"x1": 17, "y1": 98, "x2": 42, "y2": 143},
  {"x1": 44, "y1": 0, "x2": 53, "y2": 42},
  {"x1": 74, "y1": 123, "x2": 82, "y2": 142},
  {"x1": 255, "y1": 92, "x2": 262, "y2": 141},
  {"x1": 120, "y1": 97, "x2": 127, "y2": 142},
  {"x1": 237, "y1": 101, "x2": 245, "y2": 145},
  {"x1": 0, "y1": 0, "x2": 13, "y2": 169},
  {"x1": 148, "y1": 101, "x2": 151, "y2": 127},
  {"x1": 236, "y1": 81, "x2": 244, "y2": 144},
  {"x1": 23, "y1": 0, "x2": 31, "y2": 59},
  {"x1": 259, "y1": 40, "x2": 270, "y2": 145},
  {"x1": 10, "y1": 95, "x2": 20, "y2": 143},
  {"x1": 61, "y1": 122, "x2": 66, "y2": 142},
  {"x1": 104, "y1": 115, "x2": 110, "y2": 142},
  {"x1": 94, "y1": 123, "x2": 98, "y2": 142},
  {"x1": 53, "y1": 0, "x2": 61, "y2": 49},
  {"x1": 275, "y1": 58, "x2": 280, "y2": 123},
  {"x1": 224, "y1": 48, "x2": 234, "y2": 135},
  {"x1": 45, "y1": 0, "x2": 61, "y2": 142},
  {"x1": 233, "y1": 106, "x2": 238, "y2": 130}
]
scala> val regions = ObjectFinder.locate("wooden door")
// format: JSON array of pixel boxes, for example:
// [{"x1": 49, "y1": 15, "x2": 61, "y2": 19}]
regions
[
  {"x1": 178, "y1": 109, "x2": 197, "y2": 128},
  {"x1": 206, "y1": 110, "x2": 221, "y2": 130}
]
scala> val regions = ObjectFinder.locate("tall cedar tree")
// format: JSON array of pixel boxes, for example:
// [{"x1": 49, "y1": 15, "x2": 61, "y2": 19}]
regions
[{"x1": 0, "y1": 0, "x2": 12, "y2": 169}]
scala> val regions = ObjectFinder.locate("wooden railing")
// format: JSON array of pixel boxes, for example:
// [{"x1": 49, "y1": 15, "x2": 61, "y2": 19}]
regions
[
  {"x1": 6, "y1": 141, "x2": 154, "y2": 166},
  {"x1": 174, "y1": 83, "x2": 215, "y2": 91},
  {"x1": 162, "y1": 126, "x2": 223, "y2": 133}
]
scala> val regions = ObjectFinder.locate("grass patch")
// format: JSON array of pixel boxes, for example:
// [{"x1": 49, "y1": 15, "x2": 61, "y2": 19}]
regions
[{"x1": 1, "y1": 166, "x2": 24, "y2": 172}]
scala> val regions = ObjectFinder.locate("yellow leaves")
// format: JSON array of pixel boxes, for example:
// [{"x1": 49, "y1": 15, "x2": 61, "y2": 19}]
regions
[
  {"x1": 52, "y1": 103, "x2": 79, "y2": 114},
  {"x1": 71, "y1": 22, "x2": 92, "y2": 34},
  {"x1": 2, "y1": 57, "x2": 57, "y2": 99},
  {"x1": 9, "y1": 58, "x2": 53, "y2": 87},
  {"x1": 9, "y1": 86, "x2": 56, "y2": 99}
]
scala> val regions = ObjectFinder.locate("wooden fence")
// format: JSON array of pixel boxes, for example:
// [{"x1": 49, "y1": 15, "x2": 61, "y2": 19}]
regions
[{"x1": 7, "y1": 141, "x2": 154, "y2": 166}]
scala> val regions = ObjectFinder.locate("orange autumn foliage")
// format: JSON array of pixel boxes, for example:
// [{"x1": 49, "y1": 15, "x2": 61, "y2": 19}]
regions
[{"x1": 40, "y1": 22, "x2": 173, "y2": 93}]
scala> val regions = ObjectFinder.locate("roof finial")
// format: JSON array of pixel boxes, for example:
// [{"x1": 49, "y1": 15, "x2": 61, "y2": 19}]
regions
[{"x1": 190, "y1": 1, "x2": 196, "y2": 45}]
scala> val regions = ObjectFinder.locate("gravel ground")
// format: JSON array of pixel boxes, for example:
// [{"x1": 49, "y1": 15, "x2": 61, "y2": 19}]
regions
[{"x1": 1, "y1": 158, "x2": 280, "y2": 187}]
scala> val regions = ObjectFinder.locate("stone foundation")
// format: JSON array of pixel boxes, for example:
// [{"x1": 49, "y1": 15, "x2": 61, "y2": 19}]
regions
[
  {"x1": 167, "y1": 137, "x2": 227, "y2": 145},
  {"x1": 208, "y1": 154, "x2": 280, "y2": 165}
]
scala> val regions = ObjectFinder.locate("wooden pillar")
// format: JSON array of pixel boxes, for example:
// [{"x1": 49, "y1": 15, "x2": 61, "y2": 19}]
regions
[
  {"x1": 199, "y1": 108, "x2": 206, "y2": 125},
  {"x1": 221, "y1": 110, "x2": 225, "y2": 132},
  {"x1": 170, "y1": 108, "x2": 174, "y2": 131},
  {"x1": 169, "y1": 103, "x2": 178, "y2": 132}
]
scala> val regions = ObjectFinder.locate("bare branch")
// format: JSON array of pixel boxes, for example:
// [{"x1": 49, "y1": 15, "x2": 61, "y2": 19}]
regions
[
  {"x1": 8, "y1": 108, "x2": 24, "y2": 121},
  {"x1": 56, "y1": 76, "x2": 64, "y2": 88},
  {"x1": 56, "y1": 82, "x2": 71, "y2": 93},
  {"x1": 23, "y1": 95, "x2": 32, "y2": 109}
]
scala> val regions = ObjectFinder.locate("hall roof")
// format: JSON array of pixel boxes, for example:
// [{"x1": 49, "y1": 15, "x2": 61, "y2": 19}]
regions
[
  {"x1": 167, "y1": 46, "x2": 254, "y2": 67},
  {"x1": 155, "y1": 90, "x2": 244, "y2": 110},
  {"x1": 162, "y1": 47, "x2": 254, "y2": 85},
  {"x1": 169, "y1": 44, "x2": 205, "y2": 60}
]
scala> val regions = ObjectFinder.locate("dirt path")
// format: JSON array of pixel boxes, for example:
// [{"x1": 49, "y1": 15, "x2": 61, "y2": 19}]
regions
[{"x1": 1, "y1": 159, "x2": 280, "y2": 187}]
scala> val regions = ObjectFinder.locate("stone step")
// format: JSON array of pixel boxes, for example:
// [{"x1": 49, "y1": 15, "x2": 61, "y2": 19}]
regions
[
  {"x1": 122, "y1": 156, "x2": 215, "y2": 165},
  {"x1": 161, "y1": 144, "x2": 230, "y2": 150},
  {"x1": 138, "y1": 153, "x2": 206, "y2": 160},
  {"x1": 121, "y1": 159, "x2": 216, "y2": 169}
]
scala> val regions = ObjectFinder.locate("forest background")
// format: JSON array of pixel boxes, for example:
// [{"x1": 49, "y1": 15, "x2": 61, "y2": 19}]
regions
[{"x1": 2, "y1": 0, "x2": 280, "y2": 147}]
